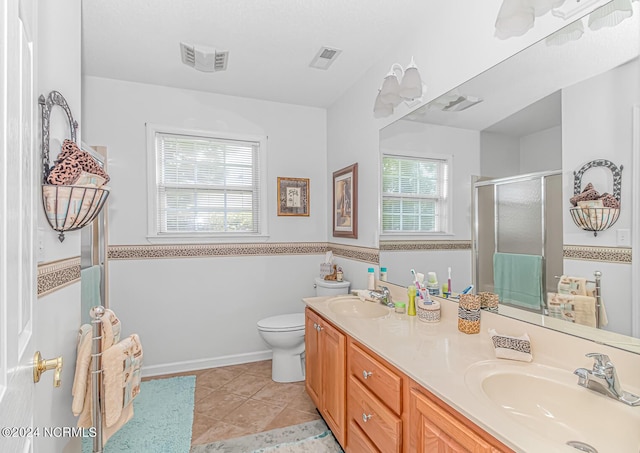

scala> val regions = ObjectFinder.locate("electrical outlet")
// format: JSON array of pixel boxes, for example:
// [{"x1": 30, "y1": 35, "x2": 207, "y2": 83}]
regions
[
  {"x1": 37, "y1": 228, "x2": 45, "y2": 262},
  {"x1": 616, "y1": 229, "x2": 631, "y2": 247}
]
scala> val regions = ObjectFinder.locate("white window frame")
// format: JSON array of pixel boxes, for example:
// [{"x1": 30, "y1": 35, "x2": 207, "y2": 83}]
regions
[
  {"x1": 379, "y1": 150, "x2": 453, "y2": 239},
  {"x1": 146, "y1": 124, "x2": 269, "y2": 243}
]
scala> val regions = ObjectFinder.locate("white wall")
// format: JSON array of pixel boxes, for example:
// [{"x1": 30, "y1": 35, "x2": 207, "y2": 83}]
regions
[
  {"x1": 562, "y1": 58, "x2": 638, "y2": 247},
  {"x1": 520, "y1": 125, "x2": 561, "y2": 174},
  {"x1": 36, "y1": 0, "x2": 83, "y2": 451},
  {"x1": 561, "y1": 57, "x2": 638, "y2": 336},
  {"x1": 480, "y1": 132, "x2": 520, "y2": 178},
  {"x1": 82, "y1": 76, "x2": 329, "y2": 372},
  {"x1": 82, "y1": 76, "x2": 327, "y2": 245}
]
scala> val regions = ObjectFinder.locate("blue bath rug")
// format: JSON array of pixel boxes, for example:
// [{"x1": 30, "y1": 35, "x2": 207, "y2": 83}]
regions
[{"x1": 83, "y1": 375, "x2": 196, "y2": 453}]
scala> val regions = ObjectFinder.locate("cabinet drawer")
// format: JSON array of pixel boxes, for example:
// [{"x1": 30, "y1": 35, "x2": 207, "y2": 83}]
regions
[
  {"x1": 347, "y1": 419, "x2": 380, "y2": 453},
  {"x1": 348, "y1": 375, "x2": 401, "y2": 453},
  {"x1": 349, "y1": 342, "x2": 402, "y2": 414}
]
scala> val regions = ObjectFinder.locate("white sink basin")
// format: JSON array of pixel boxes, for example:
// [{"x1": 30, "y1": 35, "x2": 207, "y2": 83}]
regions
[
  {"x1": 327, "y1": 296, "x2": 390, "y2": 319},
  {"x1": 465, "y1": 361, "x2": 640, "y2": 452}
]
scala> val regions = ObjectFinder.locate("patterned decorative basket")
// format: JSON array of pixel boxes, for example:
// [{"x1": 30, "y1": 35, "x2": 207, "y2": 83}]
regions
[
  {"x1": 417, "y1": 300, "x2": 440, "y2": 323},
  {"x1": 458, "y1": 294, "x2": 481, "y2": 334},
  {"x1": 478, "y1": 292, "x2": 499, "y2": 313}
]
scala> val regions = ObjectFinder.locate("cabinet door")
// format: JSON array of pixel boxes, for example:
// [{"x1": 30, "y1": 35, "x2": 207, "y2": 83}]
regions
[
  {"x1": 321, "y1": 320, "x2": 346, "y2": 447},
  {"x1": 410, "y1": 388, "x2": 494, "y2": 453},
  {"x1": 304, "y1": 308, "x2": 321, "y2": 409}
]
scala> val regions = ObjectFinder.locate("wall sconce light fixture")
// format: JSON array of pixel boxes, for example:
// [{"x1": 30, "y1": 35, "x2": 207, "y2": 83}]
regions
[{"x1": 373, "y1": 57, "x2": 424, "y2": 118}]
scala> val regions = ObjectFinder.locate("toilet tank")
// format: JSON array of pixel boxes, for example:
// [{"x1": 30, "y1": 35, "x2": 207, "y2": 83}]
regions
[{"x1": 315, "y1": 277, "x2": 350, "y2": 297}]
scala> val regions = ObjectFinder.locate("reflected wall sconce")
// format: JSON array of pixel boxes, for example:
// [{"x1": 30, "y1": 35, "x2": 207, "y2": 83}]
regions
[
  {"x1": 495, "y1": 0, "x2": 566, "y2": 39},
  {"x1": 588, "y1": 0, "x2": 634, "y2": 30},
  {"x1": 373, "y1": 57, "x2": 424, "y2": 118}
]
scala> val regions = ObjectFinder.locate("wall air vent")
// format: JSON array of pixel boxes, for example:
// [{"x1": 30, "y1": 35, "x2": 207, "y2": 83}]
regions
[
  {"x1": 309, "y1": 46, "x2": 342, "y2": 70},
  {"x1": 180, "y1": 42, "x2": 228, "y2": 72}
]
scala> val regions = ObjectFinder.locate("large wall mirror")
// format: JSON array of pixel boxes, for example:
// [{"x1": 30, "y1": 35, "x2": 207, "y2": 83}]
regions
[{"x1": 379, "y1": 1, "x2": 639, "y2": 353}]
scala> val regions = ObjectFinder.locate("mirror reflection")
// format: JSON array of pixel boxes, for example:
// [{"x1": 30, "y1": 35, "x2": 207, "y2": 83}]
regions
[{"x1": 379, "y1": 1, "x2": 639, "y2": 352}]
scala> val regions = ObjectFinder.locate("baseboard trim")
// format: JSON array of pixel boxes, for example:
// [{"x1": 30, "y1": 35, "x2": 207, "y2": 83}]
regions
[{"x1": 141, "y1": 350, "x2": 273, "y2": 377}]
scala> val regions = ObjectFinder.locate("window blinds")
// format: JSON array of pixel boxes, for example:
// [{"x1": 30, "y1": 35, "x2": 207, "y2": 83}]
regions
[
  {"x1": 155, "y1": 132, "x2": 261, "y2": 234},
  {"x1": 382, "y1": 155, "x2": 449, "y2": 233}
]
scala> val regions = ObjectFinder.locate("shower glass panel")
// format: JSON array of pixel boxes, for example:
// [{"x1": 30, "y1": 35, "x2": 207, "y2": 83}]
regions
[
  {"x1": 474, "y1": 171, "x2": 562, "y2": 313},
  {"x1": 496, "y1": 179, "x2": 542, "y2": 255}
]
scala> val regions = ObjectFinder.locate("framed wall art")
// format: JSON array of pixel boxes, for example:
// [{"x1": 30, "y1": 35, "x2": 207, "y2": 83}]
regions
[
  {"x1": 277, "y1": 177, "x2": 310, "y2": 216},
  {"x1": 333, "y1": 163, "x2": 358, "y2": 238}
]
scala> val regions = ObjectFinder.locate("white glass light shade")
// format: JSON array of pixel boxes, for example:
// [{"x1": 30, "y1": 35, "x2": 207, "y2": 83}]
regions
[
  {"x1": 588, "y1": 0, "x2": 633, "y2": 30},
  {"x1": 379, "y1": 70, "x2": 403, "y2": 107},
  {"x1": 398, "y1": 58, "x2": 423, "y2": 100},
  {"x1": 373, "y1": 91, "x2": 393, "y2": 118},
  {"x1": 495, "y1": 0, "x2": 535, "y2": 39},
  {"x1": 528, "y1": 0, "x2": 566, "y2": 16},
  {"x1": 545, "y1": 18, "x2": 584, "y2": 45}
]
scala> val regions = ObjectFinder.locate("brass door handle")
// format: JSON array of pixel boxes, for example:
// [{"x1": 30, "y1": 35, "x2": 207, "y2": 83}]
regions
[{"x1": 33, "y1": 351, "x2": 63, "y2": 387}]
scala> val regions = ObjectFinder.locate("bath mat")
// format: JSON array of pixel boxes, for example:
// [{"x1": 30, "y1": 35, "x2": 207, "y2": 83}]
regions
[
  {"x1": 83, "y1": 375, "x2": 196, "y2": 453},
  {"x1": 190, "y1": 419, "x2": 343, "y2": 453}
]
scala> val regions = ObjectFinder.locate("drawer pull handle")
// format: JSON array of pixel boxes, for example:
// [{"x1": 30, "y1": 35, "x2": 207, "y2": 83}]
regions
[
  {"x1": 316, "y1": 324, "x2": 323, "y2": 332},
  {"x1": 362, "y1": 413, "x2": 373, "y2": 423},
  {"x1": 362, "y1": 370, "x2": 373, "y2": 379},
  {"x1": 312, "y1": 323, "x2": 318, "y2": 329}
]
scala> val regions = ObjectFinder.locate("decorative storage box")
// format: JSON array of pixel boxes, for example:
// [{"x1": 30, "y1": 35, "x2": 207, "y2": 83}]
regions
[
  {"x1": 458, "y1": 294, "x2": 481, "y2": 334},
  {"x1": 478, "y1": 292, "x2": 499, "y2": 313},
  {"x1": 417, "y1": 299, "x2": 440, "y2": 323}
]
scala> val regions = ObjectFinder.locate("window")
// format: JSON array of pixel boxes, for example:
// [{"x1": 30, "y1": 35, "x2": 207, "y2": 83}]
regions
[
  {"x1": 381, "y1": 154, "x2": 450, "y2": 234},
  {"x1": 147, "y1": 125, "x2": 267, "y2": 239}
]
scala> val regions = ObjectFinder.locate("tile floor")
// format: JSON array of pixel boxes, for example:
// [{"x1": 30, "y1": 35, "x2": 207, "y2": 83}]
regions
[{"x1": 143, "y1": 360, "x2": 321, "y2": 447}]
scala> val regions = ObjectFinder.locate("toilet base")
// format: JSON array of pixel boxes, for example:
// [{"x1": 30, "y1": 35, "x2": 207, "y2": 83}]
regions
[{"x1": 271, "y1": 350, "x2": 305, "y2": 383}]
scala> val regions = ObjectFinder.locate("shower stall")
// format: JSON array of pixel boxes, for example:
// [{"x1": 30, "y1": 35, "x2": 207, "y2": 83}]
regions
[{"x1": 473, "y1": 171, "x2": 563, "y2": 313}]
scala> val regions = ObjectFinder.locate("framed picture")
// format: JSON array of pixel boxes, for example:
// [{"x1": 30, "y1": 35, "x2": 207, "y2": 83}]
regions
[
  {"x1": 333, "y1": 163, "x2": 358, "y2": 238},
  {"x1": 277, "y1": 177, "x2": 310, "y2": 216}
]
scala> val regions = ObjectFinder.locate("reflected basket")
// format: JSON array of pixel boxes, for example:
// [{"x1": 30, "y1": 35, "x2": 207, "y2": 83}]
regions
[
  {"x1": 569, "y1": 207, "x2": 619, "y2": 237},
  {"x1": 42, "y1": 185, "x2": 110, "y2": 242}
]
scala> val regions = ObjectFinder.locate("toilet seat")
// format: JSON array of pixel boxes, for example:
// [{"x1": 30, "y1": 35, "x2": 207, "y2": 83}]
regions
[{"x1": 257, "y1": 313, "x2": 305, "y2": 332}]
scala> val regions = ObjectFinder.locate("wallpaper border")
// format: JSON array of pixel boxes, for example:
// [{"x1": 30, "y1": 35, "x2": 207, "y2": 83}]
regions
[
  {"x1": 37, "y1": 257, "x2": 81, "y2": 297},
  {"x1": 379, "y1": 240, "x2": 472, "y2": 251},
  {"x1": 563, "y1": 245, "x2": 632, "y2": 264}
]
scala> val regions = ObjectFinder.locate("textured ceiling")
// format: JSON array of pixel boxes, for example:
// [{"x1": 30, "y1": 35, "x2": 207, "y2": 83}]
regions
[{"x1": 81, "y1": 0, "x2": 434, "y2": 107}]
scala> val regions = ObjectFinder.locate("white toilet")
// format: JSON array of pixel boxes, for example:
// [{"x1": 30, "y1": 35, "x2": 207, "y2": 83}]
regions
[{"x1": 257, "y1": 278, "x2": 350, "y2": 382}]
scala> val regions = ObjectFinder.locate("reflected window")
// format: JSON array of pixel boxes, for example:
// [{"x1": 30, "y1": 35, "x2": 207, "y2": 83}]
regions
[
  {"x1": 148, "y1": 126, "x2": 266, "y2": 237},
  {"x1": 381, "y1": 154, "x2": 449, "y2": 234}
]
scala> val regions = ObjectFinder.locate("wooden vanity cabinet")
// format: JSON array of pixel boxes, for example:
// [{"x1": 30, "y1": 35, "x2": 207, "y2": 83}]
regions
[
  {"x1": 346, "y1": 340, "x2": 405, "y2": 453},
  {"x1": 305, "y1": 308, "x2": 513, "y2": 453},
  {"x1": 304, "y1": 308, "x2": 346, "y2": 446},
  {"x1": 409, "y1": 384, "x2": 512, "y2": 453}
]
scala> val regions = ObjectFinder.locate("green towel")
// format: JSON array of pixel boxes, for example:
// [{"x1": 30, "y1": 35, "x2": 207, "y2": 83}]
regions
[
  {"x1": 493, "y1": 252, "x2": 543, "y2": 310},
  {"x1": 81, "y1": 265, "x2": 102, "y2": 323}
]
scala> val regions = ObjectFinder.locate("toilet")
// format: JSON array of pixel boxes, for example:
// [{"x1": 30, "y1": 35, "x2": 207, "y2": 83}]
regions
[{"x1": 257, "y1": 278, "x2": 350, "y2": 382}]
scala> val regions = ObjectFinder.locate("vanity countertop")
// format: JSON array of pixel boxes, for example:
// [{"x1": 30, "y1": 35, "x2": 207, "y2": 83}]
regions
[{"x1": 303, "y1": 293, "x2": 640, "y2": 453}]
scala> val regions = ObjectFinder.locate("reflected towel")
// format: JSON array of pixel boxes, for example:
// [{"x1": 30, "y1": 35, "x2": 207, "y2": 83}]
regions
[
  {"x1": 493, "y1": 253, "x2": 543, "y2": 310},
  {"x1": 558, "y1": 275, "x2": 587, "y2": 296},
  {"x1": 547, "y1": 292, "x2": 597, "y2": 328}
]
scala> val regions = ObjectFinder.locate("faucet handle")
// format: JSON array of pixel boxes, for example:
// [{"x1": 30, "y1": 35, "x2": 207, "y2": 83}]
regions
[{"x1": 586, "y1": 353, "x2": 612, "y2": 369}]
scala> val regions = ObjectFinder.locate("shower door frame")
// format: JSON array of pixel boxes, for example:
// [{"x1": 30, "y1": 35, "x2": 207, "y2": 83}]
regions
[{"x1": 472, "y1": 170, "x2": 562, "y2": 314}]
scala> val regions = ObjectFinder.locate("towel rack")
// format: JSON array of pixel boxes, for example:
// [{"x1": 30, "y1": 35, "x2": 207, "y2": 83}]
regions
[
  {"x1": 90, "y1": 305, "x2": 105, "y2": 453},
  {"x1": 553, "y1": 271, "x2": 602, "y2": 328}
]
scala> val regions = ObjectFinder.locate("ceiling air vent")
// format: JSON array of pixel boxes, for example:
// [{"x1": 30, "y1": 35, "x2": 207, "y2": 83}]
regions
[
  {"x1": 180, "y1": 42, "x2": 228, "y2": 72},
  {"x1": 309, "y1": 46, "x2": 342, "y2": 70}
]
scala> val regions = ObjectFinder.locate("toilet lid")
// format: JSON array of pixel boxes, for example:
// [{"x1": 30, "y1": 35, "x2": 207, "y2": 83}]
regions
[{"x1": 257, "y1": 313, "x2": 305, "y2": 332}]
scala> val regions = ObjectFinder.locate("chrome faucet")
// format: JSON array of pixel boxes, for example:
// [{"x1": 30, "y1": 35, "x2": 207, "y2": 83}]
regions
[
  {"x1": 574, "y1": 353, "x2": 640, "y2": 406},
  {"x1": 369, "y1": 286, "x2": 394, "y2": 308}
]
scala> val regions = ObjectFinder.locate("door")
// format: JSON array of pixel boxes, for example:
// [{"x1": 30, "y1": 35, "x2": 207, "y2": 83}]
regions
[{"x1": 0, "y1": 0, "x2": 39, "y2": 451}]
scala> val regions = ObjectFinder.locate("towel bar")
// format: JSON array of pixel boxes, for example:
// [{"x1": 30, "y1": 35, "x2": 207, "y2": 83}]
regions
[{"x1": 90, "y1": 305, "x2": 105, "y2": 453}]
